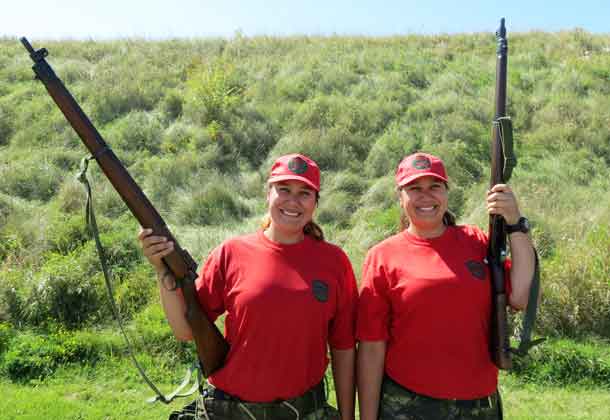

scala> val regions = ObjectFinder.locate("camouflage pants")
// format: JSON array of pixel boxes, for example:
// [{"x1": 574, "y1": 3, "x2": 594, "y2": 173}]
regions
[
  {"x1": 169, "y1": 383, "x2": 339, "y2": 420},
  {"x1": 379, "y1": 376, "x2": 502, "y2": 420}
]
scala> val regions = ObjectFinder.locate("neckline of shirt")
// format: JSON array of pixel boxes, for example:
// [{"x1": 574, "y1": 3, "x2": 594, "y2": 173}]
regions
[
  {"x1": 402, "y1": 225, "x2": 455, "y2": 245},
  {"x1": 256, "y1": 229, "x2": 311, "y2": 252}
]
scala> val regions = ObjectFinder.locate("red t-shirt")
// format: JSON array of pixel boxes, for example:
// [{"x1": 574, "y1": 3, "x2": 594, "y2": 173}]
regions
[
  {"x1": 356, "y1": 225, "x2": 511, "y2": 399},
  {"x1": 196, "y1": 230, "x2": 358, "y2": 402}
]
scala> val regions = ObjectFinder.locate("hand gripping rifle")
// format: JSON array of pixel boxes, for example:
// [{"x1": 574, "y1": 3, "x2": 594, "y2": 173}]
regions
[
  {"x1": 488, "y1": 19, "x2": 543, "y2": 370},
  {"x1": 21, "y1": 38, "x2": 229, "y2": 380}
]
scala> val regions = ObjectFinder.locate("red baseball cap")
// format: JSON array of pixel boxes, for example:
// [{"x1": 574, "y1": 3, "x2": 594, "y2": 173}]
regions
[
  {"x1": 395, "y1": 152, "x2": 448, "y2": 187},
  {"x1": 267, "y1": 153, "x2": 320, "y2": 191}
]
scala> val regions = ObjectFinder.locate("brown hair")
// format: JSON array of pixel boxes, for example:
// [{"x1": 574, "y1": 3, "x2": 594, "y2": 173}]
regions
[{"x1": 261, "y1": 191, "x2": 324, "y2": 241}]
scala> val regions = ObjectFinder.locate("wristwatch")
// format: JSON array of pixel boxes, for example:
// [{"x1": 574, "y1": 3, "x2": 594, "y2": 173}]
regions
[{"x1": 506, "y1": 216, "x2": 530, "y2": 234}]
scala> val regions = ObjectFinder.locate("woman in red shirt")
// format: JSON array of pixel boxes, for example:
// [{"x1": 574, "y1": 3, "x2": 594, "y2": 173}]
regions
[
  {"x1": 357, "y1": 152, "x2": 537, "y2": 420},
  {"x1": 140, "y1": 154, "x2": 357, "y2": 419}
]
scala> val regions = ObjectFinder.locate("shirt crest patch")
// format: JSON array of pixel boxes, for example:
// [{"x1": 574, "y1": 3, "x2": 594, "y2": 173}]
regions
[
  {"x1": 312, "y1": 280, "x2": 329, "y2": 302},
  {"x1": 466, "y1": 260, "x2": 486, "y2": 280}
]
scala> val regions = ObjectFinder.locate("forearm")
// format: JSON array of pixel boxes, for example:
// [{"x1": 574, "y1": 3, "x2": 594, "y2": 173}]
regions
[
  {"x1": 357, "y1": 341, "x2": 386, "y2": 420},
  {"x1": 508, "y1": 231, "x2": 537, "y2": 310},
  {"x1": 156, "y1": 269, "x2": 194, "y2": 341},
  {"x1": 331, "y1": 347, "x2": 356, "y2": 420}
]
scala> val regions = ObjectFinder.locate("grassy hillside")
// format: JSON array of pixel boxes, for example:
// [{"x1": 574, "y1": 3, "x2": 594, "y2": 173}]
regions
[{"x1": 1, "y1": 31, "x2": 609, "y2": 395}]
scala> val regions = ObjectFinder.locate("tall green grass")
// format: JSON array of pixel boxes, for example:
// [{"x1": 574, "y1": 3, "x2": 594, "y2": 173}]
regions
[{"x1": 0, "y1": 32, "x2": 609, "y2": 393}]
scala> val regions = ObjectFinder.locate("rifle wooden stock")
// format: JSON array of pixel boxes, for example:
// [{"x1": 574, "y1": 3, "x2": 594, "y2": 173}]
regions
[
  {"x1": 21, "y1": 37, "x2": 229, "y2": 377},
  {"x1": 488, "y1": 19, "x2": 512, "y2": 370}
]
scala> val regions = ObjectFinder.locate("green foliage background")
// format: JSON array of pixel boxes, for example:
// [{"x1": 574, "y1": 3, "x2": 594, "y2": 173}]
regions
[{"x1": 0, "y1": 31, "x2": 609, "y2": 387}]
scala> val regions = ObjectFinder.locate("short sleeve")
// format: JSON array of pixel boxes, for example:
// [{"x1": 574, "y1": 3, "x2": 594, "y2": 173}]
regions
[
  {"x1": 195, "y1": 245, "x2": 227, "y2": 322},
  {"x1": 328, "y1": 250, "x2": 358, "y2": 350},
  {"x1": 356, "y1": 249, "x2": 391, "y2": 342}
]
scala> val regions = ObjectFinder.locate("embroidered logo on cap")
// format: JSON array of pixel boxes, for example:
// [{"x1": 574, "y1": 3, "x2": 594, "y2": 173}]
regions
[
  {"x1": 413, "y1": 155, "x2": 432, "y2": 170},
  {"x1": 312, "y1": 280, "x2": 329, "y2": 302},
  {"x1": 288, "y1": 157, "x2": 308, "y2": 174},
  {"x1": 466, "y1": 260, "x2": 486, "y2": 280}
]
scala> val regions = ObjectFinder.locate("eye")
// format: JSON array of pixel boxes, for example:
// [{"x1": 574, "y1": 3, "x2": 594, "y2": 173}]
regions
[
  {"x1": 278, "y1": 186, "x2": 290, "y2": 193},
  {"x1": 300, "y1": 190, "x2": 312, "y2": 198}
]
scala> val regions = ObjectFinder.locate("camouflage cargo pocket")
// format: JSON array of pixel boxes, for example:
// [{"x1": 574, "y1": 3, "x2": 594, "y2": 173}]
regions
[{"x1": 379, "y1": 378, "x2": 423, "y2": 420}]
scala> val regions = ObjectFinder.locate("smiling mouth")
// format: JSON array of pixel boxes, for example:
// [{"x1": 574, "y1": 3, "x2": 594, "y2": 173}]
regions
[
  {"x1": 416, "y1": 205, "x2": 438, "y2": 213},
  {"x1": 280, "y1": 209, "x2": 302, "y2": 217}
]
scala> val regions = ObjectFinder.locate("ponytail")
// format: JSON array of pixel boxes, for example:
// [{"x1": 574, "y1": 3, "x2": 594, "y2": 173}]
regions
[{"x1": 303, "y1": 221, "x2": 324, "y2": 241}]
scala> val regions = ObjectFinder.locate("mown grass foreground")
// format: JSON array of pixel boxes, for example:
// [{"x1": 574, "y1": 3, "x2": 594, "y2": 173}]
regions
[{"x1": 1, "y1": 361, "x2": 609, "y2": 419}]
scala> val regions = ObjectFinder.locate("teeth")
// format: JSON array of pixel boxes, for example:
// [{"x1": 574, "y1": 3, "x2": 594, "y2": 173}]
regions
[
  {"x1": 418, "y1": 206, "x2": 435, "y2": 211},
  {"x1": 281, "y1": 209, "x2": 300, "y2": 217}
]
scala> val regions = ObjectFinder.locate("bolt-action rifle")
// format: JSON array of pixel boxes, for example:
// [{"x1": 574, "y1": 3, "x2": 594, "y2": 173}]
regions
[
  {"x1": 488, "y1": 19, "x2": 543, "y2": 370},
  {"x1": 21, "y1": 37, "x2": 229, "y2": 378},
  {"x1": 488, "y1": 18, "x2": 514, "y2": 370}
]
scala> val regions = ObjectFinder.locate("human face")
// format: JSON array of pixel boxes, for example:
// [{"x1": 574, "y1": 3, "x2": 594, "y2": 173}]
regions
[
  {"x1": 399, "y1": 176, "x2": 449, "y2": 238},
  {"x1": 267, "y1": 180, "x2": 317, "y2": 242}
]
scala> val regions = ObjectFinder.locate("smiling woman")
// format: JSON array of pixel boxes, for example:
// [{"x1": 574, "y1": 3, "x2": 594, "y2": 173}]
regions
[
  {"x1": 396, "y1": 153, "x2": 452, "y2": 239},
  {"x1": 138, "y1": 153, "x2": 357, "y2": 420},
  {"x1": 356, "y1": 152, "x2": 538, "y2": 420},
  {"x1": 263, "y1": 154, "x2": 323, "y2": 243}
]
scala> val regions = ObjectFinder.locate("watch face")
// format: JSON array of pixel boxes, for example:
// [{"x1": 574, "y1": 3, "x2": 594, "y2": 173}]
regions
[{"x1": 520, "y1": 217, "x2": 530, "y2": 233}]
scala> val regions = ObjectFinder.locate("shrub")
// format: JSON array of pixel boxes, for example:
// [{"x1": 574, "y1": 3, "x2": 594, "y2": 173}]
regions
[
  {"x1": 113, "y1": 264, "x2": 157, "y2": 320},
  {"x1": 364, "y1": 121, "x2": 423, "y2": 177},
  {"x1": 0, "y1": 322, "x2": 13, "y2": 354},
  {"x1": 183, "y1": 58, "x2": 244, "y2": 125},
  {"x1": 174, "y1": 181, "x2": 250, "y2": 226},
  {"x1": 160, "y1": 121, "x2": 204, "y2": 155},
  {"x1": 512, "y1": 338, "x2": 610, "y2": 387},
  {"x1": 0, "y1": 193, "x2": 13, "y2": 229},
  {"x1": 24, "y1": 249, "x2": 106, "y2": 329},
  {"x1": 224, "y1": 106, "x2": 278, "y2": 168},
  {"x1": 53, "y1": 177, "x2": 89, "y2": 214},
  {"x1": 326, "y1": 171, "x2": 368, "y2": 196},
  {"x1": 0, "y1": 102, "x2": 13, "y2": 146},
  {"x1": 103, "y1": 111, "x2": 163, "y2": 155},
  {"x1": 1, "y1": 330, "x2": 103, "y2": 382},
  {"x1": 317, "y1": 191, "x2": 357, "y2": 228},
  {"x1": 268, "y1": 127, "x2": 366, "y2": 172},
  {"x1": 45, "y1": 213, "x2": 89, "y2": 255},
  {"x1": 359, "y1": 175, "x2": 396, "y2": 211},
  {"x1": 536, "y1": 222, "x2": 610, "y2": 338},
  {"x1": 0, "y1": 269, "x2": 28, "y2": 326},
  {"x1": 0, "y1": 151, "x2": 64, "y2": 202},
  {"x1": 133, "y1": 305, "x2": 192, "y2": 363},
  {"x1": 159, "y1": 88, "x2": 184, "y2": 123}
]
